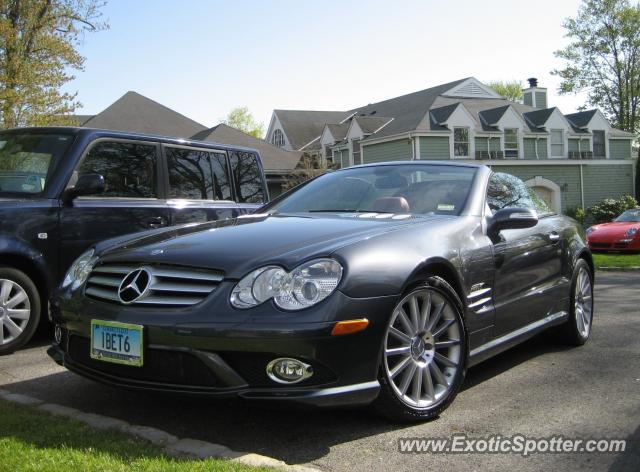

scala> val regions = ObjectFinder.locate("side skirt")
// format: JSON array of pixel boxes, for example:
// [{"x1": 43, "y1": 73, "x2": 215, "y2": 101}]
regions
[{"x1": 468, "y1": 311, "x2": 569, "y2": 367}]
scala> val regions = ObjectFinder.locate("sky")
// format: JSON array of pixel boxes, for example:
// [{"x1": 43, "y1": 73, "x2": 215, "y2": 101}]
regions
[{"x1": 65, "y1": 0, "x2": 588, "y2": 130}]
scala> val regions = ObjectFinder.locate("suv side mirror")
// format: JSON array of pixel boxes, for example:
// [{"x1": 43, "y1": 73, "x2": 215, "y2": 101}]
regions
[
  {"x1": 65, "y1": 173, "x2": 105, "y2": 201},
  {"x1": 488, "y1": 207, "x2": 538, "y2": 237}
]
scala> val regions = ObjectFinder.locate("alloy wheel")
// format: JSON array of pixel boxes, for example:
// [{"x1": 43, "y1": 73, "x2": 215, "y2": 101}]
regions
[
  {"x1": 0, "y1": 279, "x2": 31, "y2": 345},
  {"x1": 574, "y1": 266, "x2": 593, "y2": 339},
  {"x1": 383, "y1": 288, "x2": 462, "y2": 408}
]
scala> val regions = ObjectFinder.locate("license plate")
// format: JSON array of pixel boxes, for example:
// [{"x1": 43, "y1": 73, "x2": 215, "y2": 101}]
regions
[{"x1": 90, "y1": 320, "x2": 144, "y2": 367}]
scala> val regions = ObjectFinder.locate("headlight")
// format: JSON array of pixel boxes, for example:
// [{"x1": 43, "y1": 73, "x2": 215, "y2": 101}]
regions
[
  {"x1": 230, "y1": 258, "x2": 343, "y2": 311},
  {"x1": 586, "y1": 227, "x2": 594, "y2": 235},
  {"x1": 61, "y1": 249, "x2": 98, "y2": 290},
  {"x1": 625, "y1": 228, "x2": 638, "y2": 237}
]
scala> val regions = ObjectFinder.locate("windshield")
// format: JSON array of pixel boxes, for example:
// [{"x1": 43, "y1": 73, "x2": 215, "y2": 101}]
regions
[
  {"x1": 614, "y1": 209, "x2": 640, "y2": 222},
  {"x1": 0, "y1": 132, "x2": 74, "y2": 195},
  {"x1": 269, "y1": 164, "x2": 477, "y2": 216}
]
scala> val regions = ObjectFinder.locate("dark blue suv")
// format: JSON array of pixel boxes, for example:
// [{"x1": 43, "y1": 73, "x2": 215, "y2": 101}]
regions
[{"x1": 0, "y1": 127, "x2": 268, "y2": 353}]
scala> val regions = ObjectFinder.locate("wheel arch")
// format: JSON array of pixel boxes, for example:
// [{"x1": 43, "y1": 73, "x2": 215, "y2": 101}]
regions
[
  {"x1": 0, "y1": 250, "x2": 52, "y2": 303},
  {"x1": 403, "y1": 258, "x2": 466, "y2": 309},
  {"x1": 576, "y1": 248, "x2": 594, "y2": 277}
]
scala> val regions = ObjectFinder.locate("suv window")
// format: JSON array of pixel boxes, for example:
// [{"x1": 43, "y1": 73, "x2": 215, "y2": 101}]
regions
[
  {"x1": 229, "y1": 151, "x2": 265, "y2": 203},
  {"x1": 487, "y1": 172, "x2": 537, "y2": 213},
  {"x1": 167, "y1": 147, "x2": 231, "y2": 200},
  {"x1": 77, "y1": 141, "x2": 157, "y2": 198}
]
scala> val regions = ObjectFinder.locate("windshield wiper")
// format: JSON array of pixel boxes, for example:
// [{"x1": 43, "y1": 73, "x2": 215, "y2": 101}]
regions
[{"x1": 308, "y1": 209, "x2": 392, "y2": 213}]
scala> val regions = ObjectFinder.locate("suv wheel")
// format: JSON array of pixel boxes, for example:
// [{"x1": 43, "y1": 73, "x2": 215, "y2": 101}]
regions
[
  {"x1": 0, "y1": 267, "x2": 41, "y2": 355},
  {"x1": 373, "y1": 277, "x2": 467, "y2": 422}
]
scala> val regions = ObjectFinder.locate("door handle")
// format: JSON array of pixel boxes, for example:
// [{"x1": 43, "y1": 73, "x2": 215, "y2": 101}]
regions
[
  {"x1": 146, "y1": 216, "x2": 166, "y2": 228},
  {"x1": 548, "y1": 232, "x2": 561, "y2": 243}
]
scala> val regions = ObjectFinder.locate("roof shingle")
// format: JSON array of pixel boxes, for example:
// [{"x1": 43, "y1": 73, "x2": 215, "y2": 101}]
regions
[
  {"x1": 83, "y1": 91, "x2": 207, "y2": 138},
  {"x1": 275, "y1": 110, "x2": 348, "y2": 150}
]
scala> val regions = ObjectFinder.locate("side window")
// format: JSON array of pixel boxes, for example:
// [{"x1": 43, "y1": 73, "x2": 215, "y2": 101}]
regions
[
  {"x1": 229, "y1": 151, "x2": 265, "y2": 204},
  {"x1": 167, "y1": 148, "x2": 232, "y2": 201},
  {"x1": 77, "y1": 141, "x2": 157, "y2": 198},
  {"x1": 528, "y1": 189, "x2": 553, "y2": 215},
  {"x1": 167, "y1": 147, "x2": 213, "y2": 199},
  {"x1": 210, "y1": 152, "x2": 232, "y2": 200},
  {"x1": 487, "y1": 172, "x2": 536, "y2": 213}
]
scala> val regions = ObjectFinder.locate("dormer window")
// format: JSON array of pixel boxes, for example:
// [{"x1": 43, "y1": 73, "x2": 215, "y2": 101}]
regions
[
  {"x1": 550, "y1": 129, "x2": 564, "y2": 157},
  {"x1": 271, "y1": 129, "x2": 285, "y2": 148},
  {"x1": 593, "y1": 130, "x2": 605, "y2": 158},
  {"x1": 453, "y1": 127, "x2": 469, "y2": 158},
  {"x1": 504, "y1": 128, "x2": 519, "y2": 158}
]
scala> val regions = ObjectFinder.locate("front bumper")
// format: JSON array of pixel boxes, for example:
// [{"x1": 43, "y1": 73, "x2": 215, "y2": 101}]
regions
[
  {"x1": 48, "y1": 344, "x2": 380, "y2": 407},
  {"x1": 588, "y1": 237, "x2": 640, "y2": 251},
  {"x1": 50, "y1": 285, "x2": 397, "y2": 408}
]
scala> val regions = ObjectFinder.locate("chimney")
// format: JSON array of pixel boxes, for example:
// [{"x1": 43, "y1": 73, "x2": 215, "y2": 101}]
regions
[{"x1": 523, "y1": 77, "x2": 548, "y2": 109}]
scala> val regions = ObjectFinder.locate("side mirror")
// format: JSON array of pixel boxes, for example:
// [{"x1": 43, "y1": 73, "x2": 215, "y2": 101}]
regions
[
  {"x1": 488, "y1": 207, "x2": 538, "y2": 237},
  {"x1": 65, "y1": 173, "x2": 105, "y2": 201}
]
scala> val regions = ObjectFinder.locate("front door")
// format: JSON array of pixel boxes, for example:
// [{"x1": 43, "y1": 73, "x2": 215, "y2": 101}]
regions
[
  {"x1": 487, "y1": 172, "x2": 562, "y2": 336},
  {"x1": 59, "y1": 139, "x2": 170, "y2": 272}
]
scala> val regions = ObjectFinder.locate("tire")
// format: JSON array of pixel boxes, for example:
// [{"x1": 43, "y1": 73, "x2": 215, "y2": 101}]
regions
[
  {"x1": 558, "y1": 259, "x2": 594, "y2": 346},
  {"x1": 0, "y1": 267, "x2": 41, "y2": 355},
  {"x1": 373, "y1": 276, "x2": 468, "y2": 422}
]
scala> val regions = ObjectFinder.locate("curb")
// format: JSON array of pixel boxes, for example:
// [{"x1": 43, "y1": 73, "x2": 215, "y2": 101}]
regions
[
  {"x1": 596, "y1": 266, "x2": 640, "y2": 271},
  {"x1": 0, "y1": 388, "x2": 317, "y2": 471}
]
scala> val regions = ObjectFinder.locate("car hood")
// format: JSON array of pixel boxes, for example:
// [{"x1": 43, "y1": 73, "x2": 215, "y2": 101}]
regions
[
  {"x1": 98, "y1": 213, "x2": 445, "y2": 278},
  {"x1": 590, "y1": 221, "x2": 640, "y2": 238}
]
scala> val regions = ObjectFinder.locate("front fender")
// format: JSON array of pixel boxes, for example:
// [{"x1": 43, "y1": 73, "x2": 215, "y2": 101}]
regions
[{"x1": 0, "y1": 234, "x2": 53, "y2": 293}]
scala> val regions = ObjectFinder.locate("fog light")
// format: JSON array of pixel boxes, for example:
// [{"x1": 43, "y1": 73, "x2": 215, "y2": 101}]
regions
[
  {"x1": 266, "y1": 358, "x2": 313, "y2": 384},
  {"x1": 54, "y1": 324, "x2": 62, "y2": 344}
]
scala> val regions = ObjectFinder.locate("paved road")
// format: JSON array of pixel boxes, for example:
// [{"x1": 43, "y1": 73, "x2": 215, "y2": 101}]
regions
[{"x1": 1, "y1": 272, "x2": 638, "y2": 471}]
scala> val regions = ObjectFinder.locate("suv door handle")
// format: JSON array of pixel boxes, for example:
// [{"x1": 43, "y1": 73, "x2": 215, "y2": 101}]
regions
[
  {"x1": 548, "y1": 232, "x2": 561, "y2": 243},
  {"x1": 146, "y1": 216, "x2": 166, "y2": 228}
]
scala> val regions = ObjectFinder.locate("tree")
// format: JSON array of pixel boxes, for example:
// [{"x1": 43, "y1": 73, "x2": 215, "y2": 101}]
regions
[
  {"x1": 486, "y1": 80, "x2": 523, "y2": 102},
  {"x1": 0, "y1": 0, "x2": 107, "y2": 128},
  {"x1": 220, "y1": 106, "x2": 264, "y2": 138},
  {"x1": 282, "y1": 153, "x2": 328, "y2": 192},
  {"x1": 553, "y1": 0, "x2": 640, "y2": 133}
]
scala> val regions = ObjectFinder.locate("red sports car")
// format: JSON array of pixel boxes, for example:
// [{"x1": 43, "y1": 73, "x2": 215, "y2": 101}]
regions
[{"x1": 587, "y1": 209, "x2": 640, "y2": 252}]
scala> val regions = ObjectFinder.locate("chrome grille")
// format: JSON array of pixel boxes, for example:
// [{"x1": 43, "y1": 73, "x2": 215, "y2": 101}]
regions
[{"x1": 85, "y1": 263, "x2": 224, "y2": 306}]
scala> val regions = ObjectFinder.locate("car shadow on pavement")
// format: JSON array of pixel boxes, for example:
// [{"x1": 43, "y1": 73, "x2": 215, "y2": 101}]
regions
[
  {"x1": 609, "y1": 423, "x2": 640, "y2": 471},
  {"x1": 1, "y1": 331, "x2": 578, "y2": 466},
  {"x1": 463, "y1": 330, "x2": 573, "y2": 391}
]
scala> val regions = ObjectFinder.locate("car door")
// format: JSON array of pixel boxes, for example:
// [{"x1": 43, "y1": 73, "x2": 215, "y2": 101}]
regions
[
  {"x1": 164, "y1": 145, "x2": 246, "y2": 225},
  {"x1": 487, "y1": 172, "x2": 563, "y2": 336},
  {"x1": 59, "y1": 139, "x2": 170, "y2": 270}
]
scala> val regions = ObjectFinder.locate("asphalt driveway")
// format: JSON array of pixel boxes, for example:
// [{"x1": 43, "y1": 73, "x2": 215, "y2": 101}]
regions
[{"x1": 0, "y1": 271, "x2": 638, "y2": 471}]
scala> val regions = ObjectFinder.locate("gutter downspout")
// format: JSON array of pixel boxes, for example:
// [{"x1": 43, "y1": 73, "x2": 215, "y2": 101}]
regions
[{"x1": 579, "y1": 164, "x2": 585, "y2": 210}]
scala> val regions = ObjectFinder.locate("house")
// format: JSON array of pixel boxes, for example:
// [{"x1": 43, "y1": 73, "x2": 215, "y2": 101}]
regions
[
  {"x1": 265, "y1": 77, "x2": 637, "y2": 213},
  {"x1": 67, "y1": 91, "x2": 303, "y2": 196}
]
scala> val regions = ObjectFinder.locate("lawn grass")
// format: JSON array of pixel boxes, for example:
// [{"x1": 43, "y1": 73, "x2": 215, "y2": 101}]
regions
[
  {"x1": 593, "y1": 252, "x2": 640, "y2": 269},
  {"x1": 0, "y1": 399, "x2": 267, "y2": 472}
]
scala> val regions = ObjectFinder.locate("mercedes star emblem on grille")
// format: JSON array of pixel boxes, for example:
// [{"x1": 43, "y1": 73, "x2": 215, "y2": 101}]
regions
[{"x1": 117, "y1": 268, "x2": 152, "y2": 304}]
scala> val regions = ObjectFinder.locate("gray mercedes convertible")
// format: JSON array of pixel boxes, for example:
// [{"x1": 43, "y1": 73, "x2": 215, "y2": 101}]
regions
[{"x1": 50, "y1": 161, "x2": 594, "y2": 422}]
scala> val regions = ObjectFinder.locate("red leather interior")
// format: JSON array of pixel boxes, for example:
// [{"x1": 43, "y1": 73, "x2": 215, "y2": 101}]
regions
[{"x1": 372, "y1": 196, "x2": 410, "y2": 213}]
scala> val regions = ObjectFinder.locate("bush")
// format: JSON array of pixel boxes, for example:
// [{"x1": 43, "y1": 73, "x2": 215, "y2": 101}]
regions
[
  {"x1": 565, "y1": 206, "x2": 586, "y2": 225},
  {"x1": 586, "y1": 195, "x2": 639, "y2": 224}
]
